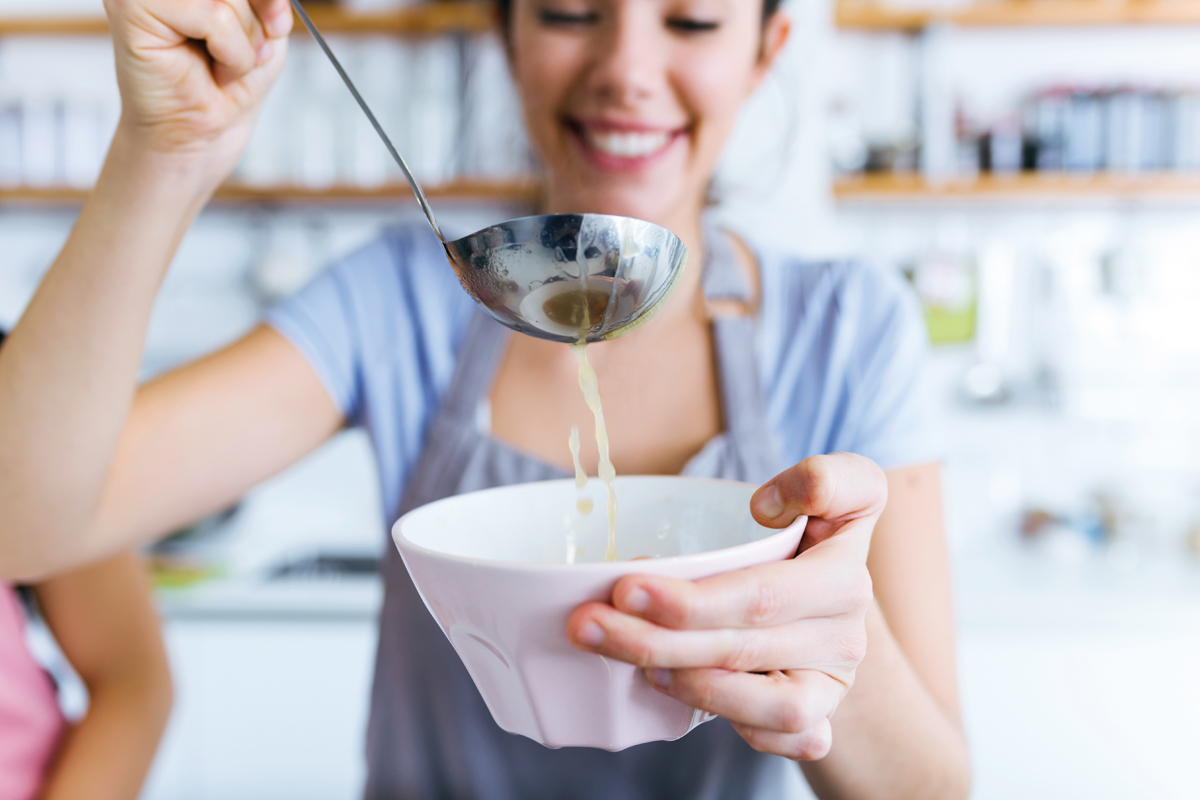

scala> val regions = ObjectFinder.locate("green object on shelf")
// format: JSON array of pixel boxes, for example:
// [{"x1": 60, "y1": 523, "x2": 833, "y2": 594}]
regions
[
  {"x1": 148, "y1": 558, "x2": 225, "y2": 590},
  {"x1": 924, "y1": 301, "x2": 977, "y2": 344}
]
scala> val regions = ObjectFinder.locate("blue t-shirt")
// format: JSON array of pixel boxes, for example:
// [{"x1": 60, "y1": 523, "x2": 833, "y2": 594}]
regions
[{"x1": 267, "y1": 222, "x2": 936, "y2": 523}]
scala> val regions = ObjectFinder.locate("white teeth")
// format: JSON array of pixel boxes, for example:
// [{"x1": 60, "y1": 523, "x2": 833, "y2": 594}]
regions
[{"x1": 586, "y1": 130, "x2": 672, "y2": 158}]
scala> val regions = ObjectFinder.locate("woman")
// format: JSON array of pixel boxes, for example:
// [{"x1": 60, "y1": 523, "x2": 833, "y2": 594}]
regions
[{"x1": 0, "y1": 0, "x2": 969, "y2": 797}]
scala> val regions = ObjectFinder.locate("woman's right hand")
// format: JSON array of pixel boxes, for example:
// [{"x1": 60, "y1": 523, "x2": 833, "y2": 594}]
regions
[{"x1": 104, "y1": 0, "x2": 292, "y2": 186}]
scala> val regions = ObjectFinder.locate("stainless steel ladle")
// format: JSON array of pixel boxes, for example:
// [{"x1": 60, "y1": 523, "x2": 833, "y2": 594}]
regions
[{"x1": 289, "y1": 0, "x2": 688, "y2": 343}]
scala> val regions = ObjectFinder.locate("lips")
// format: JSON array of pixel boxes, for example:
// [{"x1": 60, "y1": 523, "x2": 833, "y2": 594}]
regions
[{"x1": 568, "y1": 119, "x2": 685, "y2": 170}]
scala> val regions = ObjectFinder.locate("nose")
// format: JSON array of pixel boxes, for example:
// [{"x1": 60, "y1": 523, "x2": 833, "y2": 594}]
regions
[{"x1": 584, "y1": 5, "x2": 670, "y2": 107}]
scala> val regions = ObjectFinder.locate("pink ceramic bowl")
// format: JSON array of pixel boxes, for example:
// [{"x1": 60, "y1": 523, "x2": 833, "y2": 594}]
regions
[{"x1": 392, "y1": 476, "x2": 807, "y2": 751}]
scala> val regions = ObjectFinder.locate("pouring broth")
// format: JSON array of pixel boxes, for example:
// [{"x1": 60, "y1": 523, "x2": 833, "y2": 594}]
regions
[
  {"x1": 568, "y1": 426, "x2": 594, "y2": 515},
  {"x1": 572, "y1": 342, "x2": 619, "y2": 562}
]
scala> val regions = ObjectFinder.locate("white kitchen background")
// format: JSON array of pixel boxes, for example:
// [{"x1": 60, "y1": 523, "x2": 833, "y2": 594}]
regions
[{"x1": 1, "y1": 1, "x2": 1199, "y2": 799}]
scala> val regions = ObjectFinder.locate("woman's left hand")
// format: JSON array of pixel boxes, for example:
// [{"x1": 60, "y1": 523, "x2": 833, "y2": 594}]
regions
[{"x1": 566, "y1": 452, "x2": 886, "y2": 761}]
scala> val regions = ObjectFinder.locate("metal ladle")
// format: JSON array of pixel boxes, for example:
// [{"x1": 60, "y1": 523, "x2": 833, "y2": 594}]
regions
[{"x1": 289, "y1": 0, "x2": 688, "y2": 343}]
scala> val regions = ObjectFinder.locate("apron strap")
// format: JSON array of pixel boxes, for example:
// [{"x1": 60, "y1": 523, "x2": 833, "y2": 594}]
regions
[
  {"x1": 702, "y1": 222, "x2": 781, "y2": 469},
  {"x1": 438, "y1": 312, "x2": 512, "y2": 423},
  {"x1": 701, "y1": 221, "x2": 753, "y2": 305},
  {"x1": 712, "y1": 317, "x2": 765, "y2": 439}
]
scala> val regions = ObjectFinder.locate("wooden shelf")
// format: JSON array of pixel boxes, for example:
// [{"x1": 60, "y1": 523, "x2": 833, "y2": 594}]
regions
[
  {"x1": 0, "y1": 16, "x2": 108, "y2": 35},
  {"x1": 836, "y1": 3, "x2": 933, "y2": 31},
  {"x1": 0, "y1": 2, "x2": 493, "y2": 37},
  {"x1": 834, "y1": 172, "x2": 1200, "y2": 200},
  {"x1": 214, "y1": 179, "x2": 537, "y2": 204},
  {"x1": 0, "y1": 179, "x2": 539, "y2": 206},
  {"x1": 300, "y1": 2, "x2": 493, "y2": 35},
  {"x1": 837, "y1": 1, "x2": 1200, "y2": 31}
]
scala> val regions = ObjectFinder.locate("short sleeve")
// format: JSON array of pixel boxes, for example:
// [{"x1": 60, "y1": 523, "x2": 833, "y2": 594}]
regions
[
  {"x1": 263, "y1": 224, "x2": 477, "y2": 521},
  {"x1": 760, "y1": 252, "x2": 941, "y2": 473},
  {"x1": 265, "y1": 233, "x2": 430, "y2": 424},
  {"x1": 840, "y1": 269, "x2": 940, "y2": 470},
  {"x1": 266, "y1": 251, "x2": 369, "y2": 421}
]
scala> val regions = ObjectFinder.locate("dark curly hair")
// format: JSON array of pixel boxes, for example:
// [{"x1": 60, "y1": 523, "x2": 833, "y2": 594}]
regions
[{"x1": 493, "y1": 0, "x2": 786, "y2": 33}]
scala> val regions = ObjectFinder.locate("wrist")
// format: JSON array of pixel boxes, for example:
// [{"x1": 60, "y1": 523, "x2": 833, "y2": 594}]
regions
[
  {"x1": 97, "y1": 122, "x2": 226, "y2": 214},
  {"x1": 76, "y1": 124, "x2": 222, "y2": 265},
  {"x1": 105, "y1": 117, "x2": 238, "y2": 199}
]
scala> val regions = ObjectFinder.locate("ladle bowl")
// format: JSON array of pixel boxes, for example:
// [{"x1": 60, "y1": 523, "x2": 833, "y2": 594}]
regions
[{"x1": 444, "y1": 213, "x2": 688, "y2": 343}]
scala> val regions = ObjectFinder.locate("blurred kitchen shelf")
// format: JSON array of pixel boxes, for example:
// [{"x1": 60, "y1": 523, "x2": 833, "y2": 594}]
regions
[
  {"x1": 215, "y1": 179, "x2": 539, "y2": 204},
  {"x1": 0, "y1": 179, "x2": 540, "y2": 206},
  {"x1": 837, "y1": 1, "x2": 1200, "y2": 31},
  {"x1": 834, "y1": 172, "x2": 1200, "y2": 201},
  {"x1": 297, "y1": 1, "x2": 492, "y2": 35},
  {"x1": 0, "y1": 2, "x2": 493, "y2": 37},
  {"x1": 836, "y1": 2, "x2": 931, "y2": 31},
  {"x1": 954, "y1": 536, "x2": 1200, "y2": 631},
  {"x1": 0, "y1": 15, "x2": 107, "y2": 35}
]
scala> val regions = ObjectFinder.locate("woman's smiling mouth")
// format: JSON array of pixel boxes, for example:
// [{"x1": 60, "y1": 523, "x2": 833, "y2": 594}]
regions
[{"x1": 568, "y1": 119, "x2": 686, "y2": 170}]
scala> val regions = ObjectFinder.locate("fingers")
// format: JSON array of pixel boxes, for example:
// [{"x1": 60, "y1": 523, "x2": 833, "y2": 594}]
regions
[
  {"x1": 142, "y1": 0, "x2": 281, "y2": 78},
  {"x1": 649, "y1": 668, "x2": 845, "y2": 738},
  {"x1": 567, "y1": 600, "x2": 867, "y2": 675},
  {"x1": 177, "y1": 1, "x2": 261, "y2": 75},
  {"x1": 610, "y1": 556, "x2": 872, "y2": 630},
  {"x1": 733, "y1": 717, "x2": 834, "y2": 761},
  {"x1": 250, "y1": 0, "x2": 294, "y2": 39},
  {"x1": 751, "y1": 452, "x2": 887, "y2": 533}
]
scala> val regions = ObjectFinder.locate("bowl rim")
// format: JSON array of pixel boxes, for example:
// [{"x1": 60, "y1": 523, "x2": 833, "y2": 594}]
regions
[{"x1": 391, "y1": 475, "x2": 806, "y2": 573}]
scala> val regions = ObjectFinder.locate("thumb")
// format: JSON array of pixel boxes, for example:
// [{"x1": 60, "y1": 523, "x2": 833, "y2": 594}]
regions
[{"x1": 750, "y1": 453, "x2": 887, "y2": 536}]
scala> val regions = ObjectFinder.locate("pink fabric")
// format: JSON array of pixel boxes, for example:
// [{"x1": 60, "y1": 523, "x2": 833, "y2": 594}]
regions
[{"x1": 0, "y1": 583, "x2": 66, "y2": 800}]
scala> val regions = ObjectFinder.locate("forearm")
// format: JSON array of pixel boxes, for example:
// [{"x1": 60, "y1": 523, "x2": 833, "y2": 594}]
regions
[
  {"x1": 40, "y1": 674, "x2": 173, "y2": 800},
  {"x1": 0, "y1": 127, "x2": 213, "y2": 578},
  {"x1": 34, "y1": 552, "x2": 174, "y2": 800},
  {"x1": 800, "y1": 602, "x2": 971, "y2": 800}
]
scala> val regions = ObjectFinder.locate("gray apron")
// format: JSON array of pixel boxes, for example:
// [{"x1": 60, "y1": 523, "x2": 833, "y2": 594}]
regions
[{"x1": 364, "y1": 226, "x2": 793, "y2": 800}]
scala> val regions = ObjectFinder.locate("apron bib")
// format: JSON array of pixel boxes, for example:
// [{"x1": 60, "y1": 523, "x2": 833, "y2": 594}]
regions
[{"x1": 364, "y1": 225, "x2": 791, "y2": 800}]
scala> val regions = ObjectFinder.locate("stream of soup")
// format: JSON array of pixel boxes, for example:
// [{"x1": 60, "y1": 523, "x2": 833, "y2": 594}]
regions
[
  {"x1": 572, "y1": 342, "x2": 618, "y2": 562},
  {"x1": 544, "y1": 286, "x2": 620, "y2": 561},
  {"x1": 567, "y1": 426, "x2": 594, "y2": 515}
]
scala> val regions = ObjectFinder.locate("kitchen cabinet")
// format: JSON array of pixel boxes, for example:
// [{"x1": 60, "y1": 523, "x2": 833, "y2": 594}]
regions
[{"x1": 143, "y1": 584, "x2": 380, "y2": 800}]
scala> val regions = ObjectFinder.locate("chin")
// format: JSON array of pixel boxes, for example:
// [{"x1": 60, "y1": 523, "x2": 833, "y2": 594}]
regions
[
  {"x1": 548, "y1": 175, "x2": 694, "y2": 225},
  {"x1": 571, "y1": 193, "x2": 664, "y2": 221}
]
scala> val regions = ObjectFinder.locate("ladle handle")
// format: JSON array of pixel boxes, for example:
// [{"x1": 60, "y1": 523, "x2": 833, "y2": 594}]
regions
[{"x1": 287, "y1": 0, "x2": 446, "y2": 243}]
